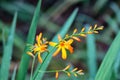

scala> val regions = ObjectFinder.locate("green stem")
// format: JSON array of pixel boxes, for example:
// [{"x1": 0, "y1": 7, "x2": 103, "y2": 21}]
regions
[
  {"x1": 30, "y1": 54, "x2": 37, "y2": 80},
  {"x1": 39, "y1": 70, "x2": 63, "y2": 73}
]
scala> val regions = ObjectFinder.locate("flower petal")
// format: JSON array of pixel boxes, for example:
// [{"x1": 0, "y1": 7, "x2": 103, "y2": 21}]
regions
[
  {"x1": 62, "y1": 48, "x2": 67, "y2": 60},
  {"x1": 36, "y1": 33, "x2": 42, "y2": 45},
  {"x1": 55, "y1": 71, "x2": 59, "y2": 79},
  {"x1": 38, "y1": 53, "x2": 42, "y2": 63},
  {"x1": 49, "y1": 42, "x2": 57, "y2": 47},
  {"x1": 33, "y1": 47, "x2": 40, "y2": 53},
  {"x1": 67, "y1": 39, "x2": 73, "y2": 44},
  {"x1": 67, "y1": 45, "x2": 73, "y2": 53},
  {"x1": 38, "y1": 32, "x2": 42, "y2": 40},
  {"x1": 58, "y1": 34, "x2": 62, "y2": 41},
  {"x1": 27, "y1": 52, "x2": 34, "y2": 58},
  {"x1": 53, "y1": 47, "x2": 61, "y2": 57}
]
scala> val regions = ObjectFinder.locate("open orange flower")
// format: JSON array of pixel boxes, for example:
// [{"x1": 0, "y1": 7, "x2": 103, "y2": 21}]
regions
[
  {"x1": 27, "y1": 33, "x2": 48, "y2": 63},
  {"x1": 49, "y1": 35, "x2": 73, "y2": 60}
]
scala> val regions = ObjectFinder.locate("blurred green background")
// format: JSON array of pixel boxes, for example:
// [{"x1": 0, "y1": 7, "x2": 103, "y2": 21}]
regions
[{"x1": 0, "y1": 0, "x2": 120, "y2": 80}]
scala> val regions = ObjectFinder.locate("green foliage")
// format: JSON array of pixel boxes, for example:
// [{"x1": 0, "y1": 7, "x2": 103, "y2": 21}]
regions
[
  {"x1": 95, "y1": 31, "x2": 120, "y2": 80},
  {"x1": 16, "y1": 0, "x2": 41, "y2": 80},
  {"x1": 33, "y1": 8, "x2": 79, "y2": 80},
  {"x1": 86, "y1": 25, "x2": 97, "y2": 80},
  {"x1": 0, "y1": 12, "x2": 17, "y2": 80}
]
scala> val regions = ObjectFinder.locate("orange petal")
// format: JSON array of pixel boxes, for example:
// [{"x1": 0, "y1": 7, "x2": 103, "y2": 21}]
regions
[
  {"x1": 33, "y1": 47, "x2": 40, "y2": 53},
  {"x1": 67, "y1": 45, "x2": 73, "y2": 53},
  {"x1": 62, "y1": 48, "x2": 67, "y2": 60},
  {"x1": 53, "y1": 47, "x2": 61, "y2": 57},
  {"x1": 55, "y1": 71, "x2": 59, "y2": 79},
  {"x1": 67, "y1": 39, "x2": 73, "y2": 44},
  {"x1": 58, "y1": 34, "x2": 62, "y2": 41},
  {"x1": 38, "y1": 32, "x2": 42, "y2": 40},
  {"x1": 49, "y1": 42, "x2": 57, "y2": 46},
  {"x1": 38, "y1": 53, "x2": 42, "y2": 63},
  {"x1": 27, "y1": 52, "x2": 34, "y2": 58}
]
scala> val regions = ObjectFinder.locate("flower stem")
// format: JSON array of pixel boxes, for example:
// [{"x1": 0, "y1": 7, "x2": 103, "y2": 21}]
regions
[{"x1": 30, "y1": 54, "x2": 37, "y2": 80}]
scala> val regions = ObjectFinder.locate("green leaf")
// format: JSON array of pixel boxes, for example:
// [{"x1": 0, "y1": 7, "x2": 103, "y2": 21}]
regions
[
  {"x1": 33, "y1": 8, "x2": 79, "y2": 80},
  {"x1": 86, "y1": 25, "x2": 97, "y2": 80},
  {"x1": 95, "y1": 31, "x2": 120, "y2": 80},
  {"x1": 16, "y1": 0, "x2": 42, "y2": 80},
  {"x1": 0, "y1": 12, "x2": 17, "y2": 80}
]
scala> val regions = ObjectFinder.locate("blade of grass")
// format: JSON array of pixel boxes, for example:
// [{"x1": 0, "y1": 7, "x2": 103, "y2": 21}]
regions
[
  {"x1": 16, "y1": 0, "x2": 42, "y2": 80},
  {"x1": 0, "y1": 12, "x2": 17, "y2": 80},
  {"x1": 104, "y1": 15, "x2": 119, "y2": 33},
  {"x1": 11, "y1": 65, "x2": 17, "y2": 80},
  {"x1": 93, "y1": 0, "x2": 108, "y2": 13},
  {"x1": 86, "y1": 25, "x2": 97, "y2": 80},
  {"x1": 0, "y1": 2, "x2": 33, "y2": 21},
  {"x1": 33, "y1": 8, "x2": 79, "y2": 80},
  {"x1": 113, "y1": 51, "x2": 120, "y2": 80},
  {"x1": 110, "y1": 2, "x2": 120, "y2": 23},
  {"x1": 0, "y1": 22, "x2": 25, "y2": 51},
  {"x1": 95, "y1": 31, "x2": 120, "y2": 80}
]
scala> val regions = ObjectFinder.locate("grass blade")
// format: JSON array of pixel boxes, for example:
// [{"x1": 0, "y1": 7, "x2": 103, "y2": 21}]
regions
[
  {"x1": 16, "y1": 0, "x2": 42, "y2": 80},
  {"x1": 0, "y1": 12, "x2": 17, "y2": 80},
  {"x1": 11, "y1": 65, "x2": 17, "y2": 80},
  {"x1": 93, "y1": 0, "x2": 108, "y2": 13},
  {"x1": 33, "y1": 8, "x2": 79, "y2": 80},
  {"x1": 86, "y1": 25, "x2": 97, "y2": 80},
  {"x1": 95, "y1": 31, "x2": 120, "y2": 80}
]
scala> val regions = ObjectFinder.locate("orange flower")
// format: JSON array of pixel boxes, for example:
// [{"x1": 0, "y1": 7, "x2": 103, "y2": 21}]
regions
[
  {"x1": 27, "y1": 33, "x2": 48, "y2": 63},
  {"x1": 49, "y1": 35, "x2": 73, "y2": 60}
]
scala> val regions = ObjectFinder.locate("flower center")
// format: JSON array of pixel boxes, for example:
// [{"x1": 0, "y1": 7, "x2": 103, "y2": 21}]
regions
[{"x1": 60, "y1": 41, "x2": 65, "y2": 47}]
